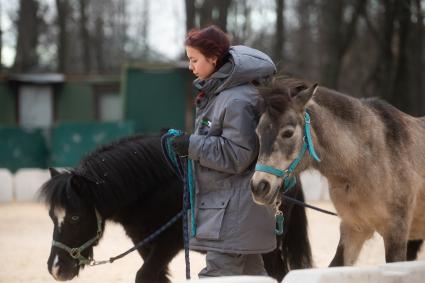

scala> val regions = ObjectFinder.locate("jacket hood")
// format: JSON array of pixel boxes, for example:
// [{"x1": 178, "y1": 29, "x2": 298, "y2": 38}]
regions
[{"x1": 194, "y1": 45, "x2": 276, "y2": 94}]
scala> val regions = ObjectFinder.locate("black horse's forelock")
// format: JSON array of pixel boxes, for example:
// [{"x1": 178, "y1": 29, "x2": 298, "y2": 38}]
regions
[
  {"x1": 39, "y1": 170, "x2": 75, "y2": 210},
  {"x1": 39, "y1": 134, "x2": 177, "y2": 213}
]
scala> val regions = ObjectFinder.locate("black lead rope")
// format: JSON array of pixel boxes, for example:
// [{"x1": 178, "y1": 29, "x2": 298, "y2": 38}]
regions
[
  {"x1": 105, "y1": 211, "x2": 184, "y2": 264},
  {"x1": 88, "y1": 210, "x2": 184, "y2": 266},
  {"x1": 281, "y1": 194, "x2": 338, "y2": 216}
]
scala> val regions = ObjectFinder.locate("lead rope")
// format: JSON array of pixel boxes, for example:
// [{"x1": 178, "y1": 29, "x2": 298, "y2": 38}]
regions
[
  {"x1": 161, "y1": 129, "x2": 195, "y2": 280},
  {"x1": 274, "y1": 199, "x2": 284, "y2": 235}
]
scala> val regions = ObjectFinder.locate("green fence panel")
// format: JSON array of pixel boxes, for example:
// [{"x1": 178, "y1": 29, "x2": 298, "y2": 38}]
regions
[
  {"x1": 124, "y1": 67, "x2": 191, "y2": 133},
  {"x1": 0, "y1": 83, "x2": 16, "y2": 124},
  {"x1": 50, "y1": 121, "x2": 134, "y2": 167},
  {"x1": 56, "y1": 82, "x2": 95, "y2": 122},
  {"x1": 0, "y1": 126, "x2": 47, "y2": 172}
]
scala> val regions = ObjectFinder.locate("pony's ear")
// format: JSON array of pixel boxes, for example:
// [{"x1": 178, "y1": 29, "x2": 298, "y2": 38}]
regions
[
  {"x1": 294, "y1": 83, "x2": 318, "y2": 110},
  {"x1": 70, "y1": 174, "x2": 87, "y2": 189},
  {"x1": 69, "y1": 174, "x2": 91, "y2": 199},
  {"x1": 49, "y1": 167, "x2": 61, "y2": 178}
]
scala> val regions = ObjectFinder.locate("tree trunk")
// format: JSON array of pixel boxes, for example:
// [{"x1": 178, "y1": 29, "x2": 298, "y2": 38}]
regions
[
  {"x1": 199, "y1": 0, "x2": 214, "y2": 28},
  {"x1": 294, "y1": 0, "x2": 312, "y2": 76},
  {"x1": 273, "y1": 0, "x2": 284, "y2": 64},
  {"x1": 392, "y1": 0, "x2": 411, "y2": 113},
  {"x1": 216, "y1": 0, "x2": 232, "y2": 32},
  {"x1": 379, "y1": 0, "x2": 398, "y2": 101},
  {"x1": 56, "y1": 0, "x2": 71, "y2": 73},
  {"x1": 94, "y1": 16, "x2": 105, "y2": 73},
  {"x1": 411, "y1": 0, "x2": 424, "y2": 115},
  {"x1": 0, "y1": 2, "x2": 3, "y2": 68},
  {"x1": 13, "y1": 0, "x2": 40, "y2": 72},
  {"x1": 79, "y1": 0, "x2": 91, "y2": 73},
  {"x1": 185, "y1": 0, "x2": 196, "y2": 31},
  {"x1": 319, "y1": 0, "x2": 365, "y2": 89},
  {"x1": 319, "y1": 0, "x2": 344, "y2": 88}
]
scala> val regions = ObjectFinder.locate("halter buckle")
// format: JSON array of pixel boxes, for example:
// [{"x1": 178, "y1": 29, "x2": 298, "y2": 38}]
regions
[{"x1": 70, "y1": 248, "x2": 81, "y2": 259}]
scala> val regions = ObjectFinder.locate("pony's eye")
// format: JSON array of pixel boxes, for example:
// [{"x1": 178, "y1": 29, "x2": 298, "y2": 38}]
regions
[
  {"x1": 281, "y1": 130, "x2": 294, "y2": 139},
  {"x1": 70, "y1": 216, "x2": 80, "y2": 223}
]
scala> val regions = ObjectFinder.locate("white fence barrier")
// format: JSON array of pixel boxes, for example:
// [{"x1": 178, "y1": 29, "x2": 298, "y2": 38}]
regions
[
  {"x1": 0, "y1": 169, "x2": 14, "y2": 202},
  {"x1": 175, "y1": 276, "x2": 277, "y2": 283},
  {"x1": 1, "y1": 168, "x2": 332, "y2": 203},
  {"x1": 282, "y1": 260, "x2": 425, "y2": 283},
  {"x1": 14, "y1": 169, "x2": 50, "y2": 202},
  {"x1": 300, "y1": 169, "x2": 330, "y2": 201}
]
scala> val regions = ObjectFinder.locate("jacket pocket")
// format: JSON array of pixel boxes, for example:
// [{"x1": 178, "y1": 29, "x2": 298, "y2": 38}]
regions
[{"x1": 195, "y1": 193, "x2": 231, "y2": 241}]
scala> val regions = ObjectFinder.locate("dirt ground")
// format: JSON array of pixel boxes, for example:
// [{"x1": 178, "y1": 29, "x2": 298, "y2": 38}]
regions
[{"x1": 1, "y1": 202, "x2": 424, "y2": 283}]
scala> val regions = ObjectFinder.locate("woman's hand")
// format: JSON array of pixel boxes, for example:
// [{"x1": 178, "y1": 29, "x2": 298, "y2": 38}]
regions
[{"x1": 172, "y1": 134, "x2": 191, "y2": 156}]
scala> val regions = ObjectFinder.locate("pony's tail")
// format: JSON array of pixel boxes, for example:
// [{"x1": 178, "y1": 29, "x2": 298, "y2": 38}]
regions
[{"x1": 283, "y1": 186, "x2": 313, "y2": 270}]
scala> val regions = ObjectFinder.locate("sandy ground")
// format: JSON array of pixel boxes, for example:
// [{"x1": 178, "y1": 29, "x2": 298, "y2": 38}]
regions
[{"x1": 0, "y1": 202, "x2": 424, "y2": 283}]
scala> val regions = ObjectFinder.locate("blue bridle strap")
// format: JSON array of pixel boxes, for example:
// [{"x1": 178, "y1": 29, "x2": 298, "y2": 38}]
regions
[
  {"x1": 255, "y1": 111, "x2": 321, "y2": 190},
  {"x1": 255, "y1": 111, "x2": 320, "y2": 235},
  {"x1": 304, "y1": 112, "x2": 321, "y2": 162},
  {"x1": 255, "y1": 164, "x2": 286, "y2": 177}
]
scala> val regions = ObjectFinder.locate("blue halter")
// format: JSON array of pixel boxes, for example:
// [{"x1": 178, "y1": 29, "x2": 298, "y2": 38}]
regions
[{"x1": 255, "y1": 112, "x2": 321, "y2": 192}]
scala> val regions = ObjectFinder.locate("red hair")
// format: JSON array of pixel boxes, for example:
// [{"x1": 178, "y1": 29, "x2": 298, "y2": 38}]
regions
[{"x1": 185, "y1": 25, "x2": 230, "y2": 70}]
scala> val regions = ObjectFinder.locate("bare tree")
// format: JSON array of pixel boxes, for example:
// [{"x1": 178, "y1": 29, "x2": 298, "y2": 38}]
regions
[
  {"x1": 291, "y1": 0, "x2": 317, "y2": 78},
  {"x1": 13, "y1": 0, "x2": 41, "y2": 72},
  {"x1": 56, "y1": 0, "x2": 72, "y2": 73},
  {"x1": 185, "y1": 0, "x2": 196, "y2": 31},
  {"x1": 216, "y1": 0, "x2": 232, "y2": 32},
  {"x1": 392, "y1": 0, "x2": 412, "y2": 112},
  {"x1": 94, "y1": 16, "x2": 105, "y2": 72},
  {"x1": 0, "y1": 2, "x2": 3, "y2": 68},
  {"x1": 198, "y1": 0, "x2": 232, "y2": 31},
  {"x1": 273, "y1": 0, "x2": 284, "y2": 63},
  {"x1": 319, "y1": 0, "x2": 366, "y2": 89},
  {"x1": 79, "y1": 0, "x2": 91, "y2": 73},
  {"x1": 410, "y1": 0, "x2": 424, "y2": 115},
  {"x1": 199, "y1": 0, "x2": 214, "y2": 28}
]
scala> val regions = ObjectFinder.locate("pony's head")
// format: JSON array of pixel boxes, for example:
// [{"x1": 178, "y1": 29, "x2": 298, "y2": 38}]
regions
[
  {"x1": 39, "y1": 168, "x2": 104, "y2": 281},
  {"x1": 251, "y1": 78, "x2": 318, "y2": 206}
]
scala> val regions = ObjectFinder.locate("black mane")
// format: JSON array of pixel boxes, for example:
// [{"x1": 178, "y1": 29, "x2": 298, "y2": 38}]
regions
[{"x1": 40, "y1": 134, "x2": 178, "y2": 214}]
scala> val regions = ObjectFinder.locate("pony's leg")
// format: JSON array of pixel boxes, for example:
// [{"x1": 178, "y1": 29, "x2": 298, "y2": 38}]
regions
[
  {"x1": 262, "y1": 247, "x2": 286, "y2": 282},
  {"x1": 134, "y1": 227, "x2": 183, "y2": 283},
  {"x1": 382, "y1": 225, "x2": 408, "y2": 262},
  {"x1": 283, "y1": 186, "x2": 312, "y2": 270},
  {"x1": 329, "y1": 221, "x2": 373, "y2": 266},
  {"x1": 380, "y1": 206, "x2": 413, "y2": 263},
  {"x1": 407, "y1": 240, "x2": 423, "y2": 260}
]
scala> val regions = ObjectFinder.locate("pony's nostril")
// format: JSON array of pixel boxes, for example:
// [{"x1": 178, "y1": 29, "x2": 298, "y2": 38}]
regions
[
  {"x1": 252, "y1": 179, "x2": 271, "y2": 196},
  {"x1": 258, "y1": 180, "x2": 270, "y2": 194}
]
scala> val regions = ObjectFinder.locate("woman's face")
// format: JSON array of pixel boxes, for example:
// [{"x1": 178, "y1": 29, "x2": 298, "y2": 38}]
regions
[{"x1": 186, "y1": 46, "x2": 217, "y2": 80}]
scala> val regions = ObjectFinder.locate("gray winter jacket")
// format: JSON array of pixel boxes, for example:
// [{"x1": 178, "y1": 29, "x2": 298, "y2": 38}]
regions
[{"x1": 188, "y1": 45, "x2": 277, "y2": 254}]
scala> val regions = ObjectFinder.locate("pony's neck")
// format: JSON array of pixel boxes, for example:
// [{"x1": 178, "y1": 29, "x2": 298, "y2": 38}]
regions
[{"x1": 304, "y1": 92, "x2": 365, "y2": 181}]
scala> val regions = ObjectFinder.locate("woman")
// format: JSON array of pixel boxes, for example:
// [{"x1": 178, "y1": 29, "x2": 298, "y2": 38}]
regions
[{"x1": 172, "y1": 25, "x2": 277, "y2": 277}]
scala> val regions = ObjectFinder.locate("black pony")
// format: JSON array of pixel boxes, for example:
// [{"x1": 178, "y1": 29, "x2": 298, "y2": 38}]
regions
[{"x1": 40, "y1": 134, "x2": 312, "y2": 283}]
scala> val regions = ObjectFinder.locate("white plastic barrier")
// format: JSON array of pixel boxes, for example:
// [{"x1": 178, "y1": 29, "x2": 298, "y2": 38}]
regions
[
  {"x1": 282, "y1": 260, "x2": 425, "y2": 283},
  {"x1": 175, "y1": 276, "x2": 277, "y2": 283},
  {"x1": 0, "y1": 168, "x2": 14, "y2": 202},
  {"x1": 300, "y1": 169, "x2": 330, "y2": 201},
  {"x1": 14, "y1": 169, "x2": 50, "y2": 202}
]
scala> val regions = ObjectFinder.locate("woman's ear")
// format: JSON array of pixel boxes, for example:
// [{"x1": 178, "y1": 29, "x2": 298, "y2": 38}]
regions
[{"x1": 208, "y1": 56, "x2": 218, "y2": 67}]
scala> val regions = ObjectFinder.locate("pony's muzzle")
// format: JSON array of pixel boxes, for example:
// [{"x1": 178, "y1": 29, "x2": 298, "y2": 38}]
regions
[{"x1": 250, "y1": 179, "x2": 271, "y2": 200}]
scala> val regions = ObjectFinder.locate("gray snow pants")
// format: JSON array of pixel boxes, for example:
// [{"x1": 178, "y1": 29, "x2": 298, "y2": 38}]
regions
[{"x1": 198, "y1": 251, "x2": 267, "y2": 278}]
